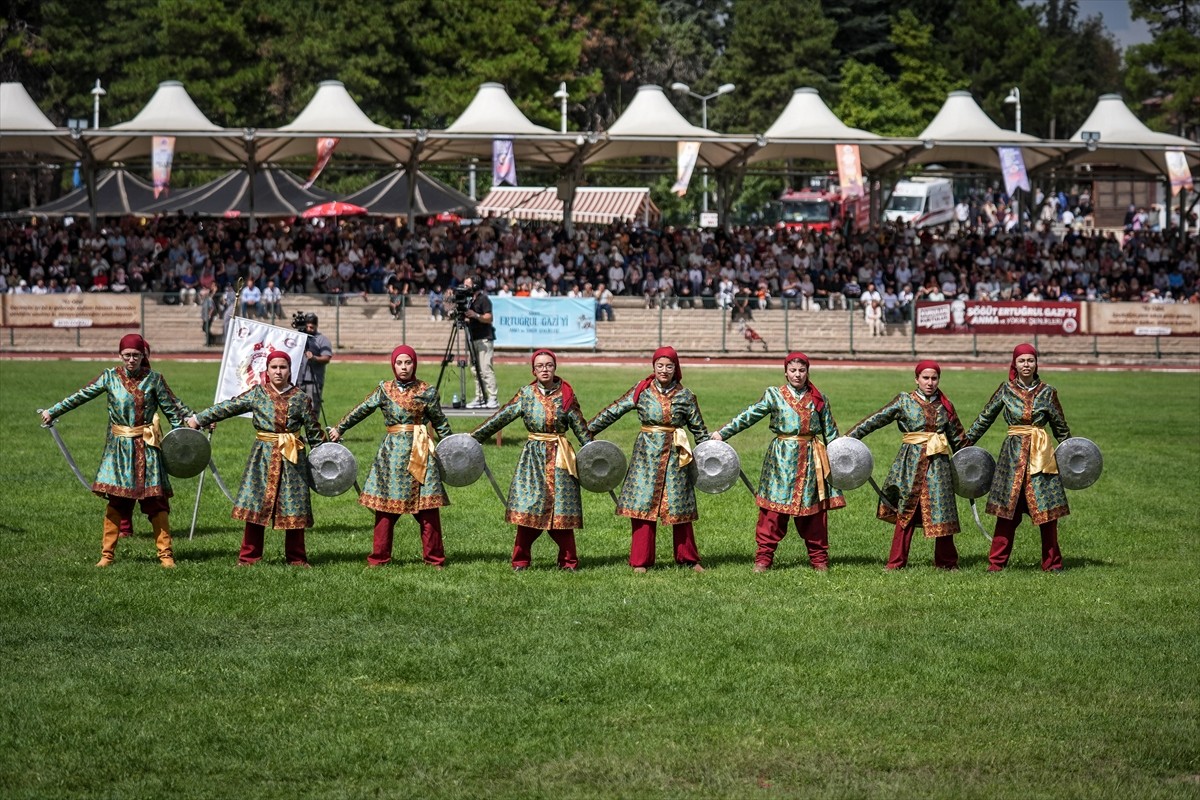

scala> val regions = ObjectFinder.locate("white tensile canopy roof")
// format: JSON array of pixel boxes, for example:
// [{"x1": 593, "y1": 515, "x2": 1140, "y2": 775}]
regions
[
  {"x1": 419, "y1": 82, "x2": 579, "y2": 165},
  {"x1": 0, "y1": 82, "x2": 81, "y2": 159},
  {"x1": 83, "y1": 80, "x2": 246, "y2": 162},
  {"x1": 1068, "y1": 93, "x2": 1200, "y2": 174},
  {"x1": 897, "y1": 90, "x2": 1068, "y2": 171},
  {"x1": 584, "y1": 85, "x2": 754, "y2": 168},
  {"x1": 750, "y1": 88, "x2": 918, "y2": 170},
  {"x1": 251, "y1": 80, "x2": 418, "y2": 164}
]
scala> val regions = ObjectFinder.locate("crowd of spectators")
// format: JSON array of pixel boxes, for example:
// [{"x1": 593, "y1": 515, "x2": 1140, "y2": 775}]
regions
[{"x1": 2, "y1": 200, "x2": 1197, "y2": 329}]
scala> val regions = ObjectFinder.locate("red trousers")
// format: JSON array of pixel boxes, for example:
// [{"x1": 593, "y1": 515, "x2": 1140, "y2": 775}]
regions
[
  {"x1": 887, "y1": 513, "x2": 958, "y2": 570},
  {"x1": 755, "y1": 509, "x2": 829, "y2": 570},
  {"x1": 109, "y1": 496, "x2": 169, "y2": 538},
  {"x1": 240, "y1": 522, "x2": 308, "y2": 565},
  {"x1": 988, "y1": 493, "x2": 1062, "y2": 571},
  {"x1": 513, "y1": 525, "x2": 577, "y2": 569},
  {"x1": 630, "y1": 519, "x2": 700, "y2": 568},
  {"x1": 369, "y1": 510, "x2": 445, "y2": 566}
]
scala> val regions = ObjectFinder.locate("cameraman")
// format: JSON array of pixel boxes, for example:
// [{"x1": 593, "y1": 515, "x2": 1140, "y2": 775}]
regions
[
  {"x1": 460, "y1": 276, "x2": 498, "y2": 409},
  {"x1": 299, "y1": 313, "x2": 333, "y2": 417}
]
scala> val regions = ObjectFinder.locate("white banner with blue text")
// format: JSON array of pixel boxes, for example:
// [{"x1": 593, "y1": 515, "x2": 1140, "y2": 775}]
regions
[{"x1": 493, "y1": 297, "x2": 597, "y2": 349}]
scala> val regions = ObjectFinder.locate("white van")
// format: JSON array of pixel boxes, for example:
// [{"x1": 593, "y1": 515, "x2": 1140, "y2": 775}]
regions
[{"x1": 884, "y1": 177, "x2": 955, "y2": 228}]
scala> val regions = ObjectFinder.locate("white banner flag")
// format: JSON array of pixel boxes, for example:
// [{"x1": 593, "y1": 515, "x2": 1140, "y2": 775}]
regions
[
  {"x1": 672, "y1": 141, "x2": 701, "y2": 196},
  {"x1": 214, "y1": 317, "x2": 310, "y2": 413},
  {"x1": 151, "y1": 136, "x2": 176, "y2": 198}
]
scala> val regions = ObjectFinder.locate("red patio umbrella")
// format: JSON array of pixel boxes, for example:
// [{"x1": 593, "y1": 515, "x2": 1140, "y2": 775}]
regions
[{"x1": 301, "y1": 201, "x2": 369, "y2": 218}]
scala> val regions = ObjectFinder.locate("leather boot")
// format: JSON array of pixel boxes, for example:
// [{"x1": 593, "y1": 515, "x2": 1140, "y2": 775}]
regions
[
  {"x1": 98, "y1": 505, "x2": 121, "y2": 567},
  {"x1": 150, "y1": 512, "x2": 175, "y2": 568}
]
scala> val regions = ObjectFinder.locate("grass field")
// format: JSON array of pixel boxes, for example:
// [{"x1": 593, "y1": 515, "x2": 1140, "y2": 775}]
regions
[{"x1": 1, "y1": 358, "x2": 1197, "y2": 799}]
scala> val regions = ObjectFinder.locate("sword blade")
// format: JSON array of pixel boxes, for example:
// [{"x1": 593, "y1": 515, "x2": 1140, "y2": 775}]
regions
[
  {"x1": 867, "y1": 476, "x2": 898, "y2": 511},
  {"x1": 481, "y1": 462, "x2": 508, "y2": 506},
  {"x1": 738, "y1": 469, "x2": 757, "y2": 497},
  {"x1": 40, "y1": 416, "x2": 92, "y2": 492},
  {"x1": 971, "y1": 499, "x2": 992, "y2": 541},
  {"x1": 207, "y1": 459, "x2": 235, "y2": 503},
  {"x1": 608, "y1": 489, "x2": 619, "y2": 509}
]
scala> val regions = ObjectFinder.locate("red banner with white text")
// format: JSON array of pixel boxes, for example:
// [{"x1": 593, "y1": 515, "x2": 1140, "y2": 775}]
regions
[{"x1": 915, "y1": 300, "x2": 1084, "y2": 335}]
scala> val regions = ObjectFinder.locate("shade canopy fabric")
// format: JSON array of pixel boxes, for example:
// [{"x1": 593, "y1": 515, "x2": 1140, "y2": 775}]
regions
[
  {"x1": 340, "y1": 170, "x2": 476, "y2": 216},
  {"x1": 1067, "y1": 94, "x2": 1200, "y2": 174},
  {"x1": 478, "y1": 186, "x2": 659, "y2": 225},
  {"x1": 0, "y1": 82, "x2": 81, "y2": 159},
  {"x1": 137, "y1": 167, "x2": 334, "y2": 217},
  {"x1": 251, "y1": 80, "x2": 417, "y2": 164},
  {"x1": 23, "y1": 169, "x2": 157, "y2": 216},
  {"x1": 83, "y1": 81, "x2": 246, "y2": 163},
  {"x1": 584, "y1": 85, "x2": 755, "y2": 168},
  {"x1": 750, "y1": 88, "x2": 918, "y2": 170},
  {"x1": 419, "y1": 83, "x2": 579, "y2": 165}
]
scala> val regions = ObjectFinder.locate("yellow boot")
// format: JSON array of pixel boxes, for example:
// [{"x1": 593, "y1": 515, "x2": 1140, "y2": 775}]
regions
[
  {"x1": 97, "y1": 506, "x2": 120, "y2": 567},
  {"x1": 151, "y1": 512, "x2": 176, "y2": 568}
]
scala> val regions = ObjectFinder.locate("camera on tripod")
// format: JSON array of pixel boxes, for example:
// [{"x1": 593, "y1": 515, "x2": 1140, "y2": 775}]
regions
[
  {"x1": 449, "y1": 285, "x2": 473, "y2": 320},
  {"x1": 291, "y1": 311, "x2": 316, "y2": 332}
]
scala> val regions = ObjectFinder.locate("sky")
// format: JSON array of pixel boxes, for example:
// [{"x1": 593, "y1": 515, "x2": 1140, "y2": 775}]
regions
[{"x1": 1078, "y1": 0, "x2": 1153, "y2": 48}]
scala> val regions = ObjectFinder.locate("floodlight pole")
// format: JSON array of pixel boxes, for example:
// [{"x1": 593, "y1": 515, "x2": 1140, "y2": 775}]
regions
[{"x1": 671, "y1": 82, "x2": 735, "y2": 214}]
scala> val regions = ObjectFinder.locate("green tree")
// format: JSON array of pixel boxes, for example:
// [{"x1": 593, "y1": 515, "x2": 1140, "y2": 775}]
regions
[
  {"x1": 835, "y1": 59, "x2": 923, "y2": 135},
  {"x1": 1125, "y1": 0, "x2": 1200, "y2": 136},
  {"x1": 715, "y1": 0, "x2": 837, "y2": 133},
  {"x1": 821, "y1": 0, "x2": 894, "y2": 72}
]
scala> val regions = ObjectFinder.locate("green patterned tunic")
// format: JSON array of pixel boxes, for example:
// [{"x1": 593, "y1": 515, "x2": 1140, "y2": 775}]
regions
[
  {"x1": 45, "y1": 366, "x2": 193, "y2": 500},
  {"x1": 334, "y1": 379, "x2": 453, "y2": 515},
  {"x1": 965, "y1": 380, "x2": 1071, "y2": 525},
  {"x1": 472, "y1": 381, "x2": 592, "y2": 529},
  {"x1": 715, "y1": 385, "x2": 846, "y2": 516},
  {"x1": 194, "y1": 384, "x2": 326, "y2": 529},
  {"x1": 846, "y1": 392, "x2": 969, "y2": 536},
  {"x1": 587, "y1": 381, "x2": 709, "y2": 524}
]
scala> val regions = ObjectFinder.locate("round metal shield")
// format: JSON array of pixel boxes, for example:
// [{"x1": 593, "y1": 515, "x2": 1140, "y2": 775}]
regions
[
  {"x1": 576, "y1": 440, "x2": 628, "y2": 493},
  {"x1": 434, "y1": 433, "x2": 485, "y2": 487},
  {"x1": 160, "y1": 427, "x2": 211, "y2": 478},
  {"x1": 689, "y1": 439, "x2": 741, "y2": 494},
  {"x1": 1055, "y1": 437, "x2": 1103, "y2": 490},
  {"x1": 826, "y1": 437, "x2": 874, "y2": 490},
  {"x1": 951, "y1": 446, "x2": 996, "y2": 499},
  {"x1": 306, "y1": 442, "x2": 358, "y2": 497}
]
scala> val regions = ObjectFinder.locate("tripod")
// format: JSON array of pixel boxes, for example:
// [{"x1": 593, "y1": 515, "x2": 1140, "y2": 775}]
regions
[{"x1": 435, "y1": 317, "x2": 486, "y2": 408}]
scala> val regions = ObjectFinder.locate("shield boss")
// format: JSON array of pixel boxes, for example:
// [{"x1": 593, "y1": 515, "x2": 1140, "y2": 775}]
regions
[
  {"x1": 161, "y1": 427, "x2": 211, "y2": 479},
  {"x1": 951, "y1": 446, "x2": 996, "y2": 499},
  {"x1": 435, "y1": 433, "x2": 485, "y2": 487},
  {"x1": 826, "y1": 437, "x2": 873, "y2": 490},
  {"x1": 576, "y1": 440, "x2": 627, "y2": 493},
  {"x1": 689, "y1": 440, "x2": 740, "y2": 494},
  {"x1": 1055, "y1": 437, "x2": 1103, "y2": 490},
  {"x1": 306, "y1": 442, "x2": 358, "y2": 496}
]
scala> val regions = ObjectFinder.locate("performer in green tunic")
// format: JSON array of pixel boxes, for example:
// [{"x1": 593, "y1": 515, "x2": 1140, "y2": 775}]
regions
[
  {"x1": 329, "y1": 345, "x2": 453, "y2": 568},
  {"x1": 188, "y1": 350, "x2": 326, "y2": 566},
  {"x1": 710, "y1": 352, "x2": 845, "y2": 571},
  {"x1": 845, "y1": 360, "x2": 969, "y2": 570},
  {"x1": 471, "y1": 349, "x2": 592, "y2": 570},
  {"x1": 965, "y1": 343, "x2": 1071, "y2": 572},
  {"x1": 587, "y1": 346, "x2": 709, "y2": 572},
  {"x1": 41, "y1": 334, "x2": 194, "y2": 567}
]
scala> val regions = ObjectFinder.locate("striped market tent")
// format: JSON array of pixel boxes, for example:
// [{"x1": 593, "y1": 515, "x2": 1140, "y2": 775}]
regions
[{"x1": 477, "y1": 186, "x2": 659, "y2": 226}]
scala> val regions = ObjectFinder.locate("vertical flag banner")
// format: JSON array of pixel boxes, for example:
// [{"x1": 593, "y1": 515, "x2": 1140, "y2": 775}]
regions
[
  {"x1": 998, "y1": 147, "x2": 1031, "y2": 198},
  {"x1": 493, "y1": 139, "x2": 517, "y2": 186},
  {"x1": 303, "y1": 137, "x2": 340, "y2": 189},
  {"x1": 151, "y1": 136, "x2": 176, "y2": 198},
  {"x1": 1165, "y1": 150, "x2": 1193, "y2": 196},
  {"x1": 672, "y1": 141, "x2": 701, "y2": 196},
  {"x1": 215, "y1": 317, "x2": 309, "y2": 413},
  {"x1": 836, "y1": 144, "x2": 864, "y2": 197}
]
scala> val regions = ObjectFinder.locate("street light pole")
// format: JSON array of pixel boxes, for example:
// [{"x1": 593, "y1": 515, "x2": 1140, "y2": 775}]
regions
[
  {"x1": 91, "y1": 79, "x2": 106, "y2": 129},
  {"x1": 670, "y1": 82, "x2": 735, "y2": 215},
  {"x1": 553, "y1": 82, "x2": 569, "y2": 134}
]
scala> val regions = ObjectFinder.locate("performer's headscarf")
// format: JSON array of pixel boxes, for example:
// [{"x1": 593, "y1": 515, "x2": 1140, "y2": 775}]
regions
[
  {"x1": 266, "y1": 349, "x2": 291, "y2": 367},
  {"x1": 531, "y1": 348, "x2": 575, "y2": 410},
  {"x1": 784, "y1": 351, "x2": 825, "y2": 411},
  {"x1": 1008, "y1": 343, "x2": 1039, "y2": 382},
  {"x1": 914, "y1": 359, "x2": 955, "y2": 415},
  {"x1": 391, "y1": 344, "x2": 418, "y2": 380},
  {"x1": 118, "y1": 333, "x2": 151, "y2": 370},
  {"x1": 633, "y1": 346, "x2": 682, "y2": 404}
]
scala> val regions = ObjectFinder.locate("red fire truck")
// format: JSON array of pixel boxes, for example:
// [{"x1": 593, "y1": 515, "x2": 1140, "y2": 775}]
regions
[{"x1": 776, "y1": 174, "x2": 871, "y2": 233}]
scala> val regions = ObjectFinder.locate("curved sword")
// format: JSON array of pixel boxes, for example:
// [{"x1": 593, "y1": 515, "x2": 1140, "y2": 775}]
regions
[
  {"x1": 38, "y1": 411, "x2": 92, "y2": 492},
  {"x1": 207, "y1": 458, "x2": 235, "y2": 503},
  {"x1": 867, "y1": 476, "x2": 898, "y2": 512},
  {"x1": 970, "y1": 498, "x2": 992, "y2": 541}
]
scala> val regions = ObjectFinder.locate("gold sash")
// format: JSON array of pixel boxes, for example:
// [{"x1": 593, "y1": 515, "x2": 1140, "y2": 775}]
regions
[
  {"x1": 640, "y1": 425, "x2": 693, "y2": 467},
  {"x1": 776, "y1": 433, "x2": 831, "y2": 501},
  {"x1": 387, "y1": 423, "x2": 436, "y2": 484},
  {"x1": 527, "y1": 431, "x2": 578, "y2": 477},
  {"x1": 111, "y1": 413, "x2": 164, "y2": 449},
  {"x1": 901, "y1": 431, "x2": 951, "y2": 456},
  {"x1": 255, "y1": 430, "x2": 303, "y2": 464},
  {"x1": 1007, "y1": 424, "x2": 1058, "y2": 474}
]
